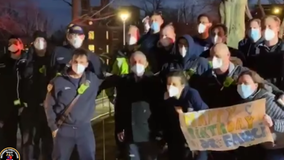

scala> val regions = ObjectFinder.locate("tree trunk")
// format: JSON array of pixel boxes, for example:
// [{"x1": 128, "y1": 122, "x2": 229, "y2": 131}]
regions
[
  {"x1": 72, "y1": 0, "x2": 81, "y2": 20},
  {"x1": 219, "y1": 0, "x2": 247, "y2": 49}
]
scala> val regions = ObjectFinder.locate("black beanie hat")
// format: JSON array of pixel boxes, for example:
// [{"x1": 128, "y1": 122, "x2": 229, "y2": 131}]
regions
[{"x1": 33, "y1": 30, "x2": 47, "y2": 40}]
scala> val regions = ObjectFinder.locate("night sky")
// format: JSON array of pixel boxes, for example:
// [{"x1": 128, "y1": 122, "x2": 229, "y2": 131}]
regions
[{"x1": 36, "y1": 0, "x2": 270, "y2": 30}]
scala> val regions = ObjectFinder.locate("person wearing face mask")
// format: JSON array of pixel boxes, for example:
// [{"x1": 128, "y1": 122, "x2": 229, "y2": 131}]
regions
[
  {"x1": 105, "y1": 25, "x2": 140, "y2": 159},
  {"x1": 193, "y1": 14, "x2": 213, "y2": 51},
  {"x1": 0, "y1": 36, "x2": 29, "y2": 151},
  {"x1": 144, "y1": 23, "x2": 177, "y2": 74},
  {"x1": 200, "y1": 24, "x2": 246, "y2": 65},
  {"x1": 49, "y1": 24, "x2": 104, "y2": 80},
  {"x1": 45, "y1": 48, "x2": 114, "y2": 160},
  {"x1": 247, "y1": 15, "x2": 284, "y2": 90},
  {"x1": 160, "y1": 35, "x2": 210, "y2": 85},
  {"x1": 163, "y1": 71, "x2": 208, "y2": 160},
  {"x1": 137, "y1": 12, "x2": 164, "y2": 56},
  {"x1": 113, "y1": 51, "x2": 164, "y2": 160},
  {"x1": 236, "y1": 70, "x2": 284, "y2": 160},
  {"x1": 21, "y1": 31, "x2": 54, "y2": 160},
  {"x1": 238, "y1": 19, "x2": 264, "y2": 58}
]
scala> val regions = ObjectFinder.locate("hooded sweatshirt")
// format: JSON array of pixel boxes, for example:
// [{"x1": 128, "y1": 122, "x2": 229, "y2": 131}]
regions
[{"x1": 160, "y1": 35, "x2": 210, "y2": 82}]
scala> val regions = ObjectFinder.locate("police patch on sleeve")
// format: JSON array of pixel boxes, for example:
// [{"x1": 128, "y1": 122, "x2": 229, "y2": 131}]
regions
[{"x1": 47, "y1": 84, "x2": 53, "y2": 92}]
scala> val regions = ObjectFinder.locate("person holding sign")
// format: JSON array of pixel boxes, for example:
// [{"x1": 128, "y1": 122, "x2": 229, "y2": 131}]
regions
[
  {"x1": 163, "y1": 71, "x2": 208, "y2": 160},
  {"x1": 237, "y1": 70, "x2": 284, "y2": 160}
]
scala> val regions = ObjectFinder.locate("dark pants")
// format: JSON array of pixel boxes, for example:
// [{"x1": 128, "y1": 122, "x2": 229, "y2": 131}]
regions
[
  {"x1": 126, "y1": 141, "x2": 159, "y2": 160},
  {"x1": 33, "y1": 105, "x2": 53, "y2": 160},
  {"x1": 265, "y1": 149, "x2": 284, "y2": 160},
  {"x1": 0, "y1": 127, "x2": 4, "y2": 150},
  {"x1": 52, "y1": 123, "x2": 95, "y2": 160},
  {"x1": 19, "y1": 119, "x2": 34, "y2": 160},
  {"x1": 2, "y1": 110, "x2": 18, "y2": 149}
]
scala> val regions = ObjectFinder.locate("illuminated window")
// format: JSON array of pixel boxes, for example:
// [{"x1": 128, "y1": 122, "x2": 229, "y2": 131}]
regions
[
  {"x1": 106, "y1": 31, "x2": 109, "y2": 40},
  {"x1": 106, "y1": 45, "x2": 109, "y2": 53},
  {"x1": 88, "y1": 45, "x2": 95, "y2": 52},
  {"x1": 88, "y1": 31, "x2": 94, "y2": 40}
]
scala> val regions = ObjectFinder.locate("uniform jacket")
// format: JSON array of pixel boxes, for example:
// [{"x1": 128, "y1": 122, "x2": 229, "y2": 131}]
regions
[
  {"x1": 115, "y1": 72, "x2": 164, "y2": 143},
  {"x1": 44, "y1": 70, "x2": 102, "y2": 131},
  {"x1": 245, "y1": 40, "x2": 284, "y2": 89},
  {"x1": 238, "y1": 37, "x2": 264, "y2": 57},
  {"x1": 0, "y1": 52, "x2": 29, "y2": 121},
  {"x1": 190, "y1": 63, "x2": 247, "y2": 108},
  {"x1": 193, "y1": 35, "x2": 212, "y2": 52},
  {"x1": 49, "y1": 45, "x2": 104, "y2": 80}
]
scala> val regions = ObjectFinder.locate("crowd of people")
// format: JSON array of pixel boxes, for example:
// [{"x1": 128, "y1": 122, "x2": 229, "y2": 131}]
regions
[{"x1": 0, "y1": 11, "x2": 284, "y2": 160}]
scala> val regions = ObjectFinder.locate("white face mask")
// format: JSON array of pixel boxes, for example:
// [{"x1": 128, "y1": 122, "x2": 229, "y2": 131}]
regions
[
  {"x1": 212, "y1": 56, "x2": 223, "y2": 69},
  {"x1": 144, "y1": 23, "x2": 150, "y2": 32},
  {"x1": 8, "y1": 44, "x2": 18, "y2": 52},
  {"x1": 131, "y1": 63, "x2": 145, "y2": 76},
  {"x1": 264, "y1": 28, "x2": 275, "y2": 41},
  {"x1": 179, "y1": 46, "x2": 187, "y2": 57},
  {"x1": 34, "y1": 40, "x2": 46, "y2": 50},
  {"x1": 213, "y1": 35, "x2": 219, "y2": 44},
  {"x1": 128, "y1": 36, "x2": 137, "y2": 45},
  {"x1": 73, "y1": 64, "x2": 85, "y2": 74},
  {"x1": 167, "y1": 85, "x2": 179, "y2": 97},
  {"x1": 70, "y1": 36, "x2": 83, "y2": 48},
  {"x1": 198, "y1": 23, "x2": 206, "y2": 34}
]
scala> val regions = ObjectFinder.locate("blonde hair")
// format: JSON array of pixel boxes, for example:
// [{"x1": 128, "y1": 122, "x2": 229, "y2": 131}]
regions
[
  {"x1": 263, "y1": 15, "x2": 281, "y2": 26},
  {"x1": 239, "y1": 70, "x2": 265, "y2": 88}
]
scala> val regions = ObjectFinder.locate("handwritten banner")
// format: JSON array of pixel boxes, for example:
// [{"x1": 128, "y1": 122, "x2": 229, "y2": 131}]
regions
[{"x1": 179, "y1": 99, "x2": 273, "y2": 151}]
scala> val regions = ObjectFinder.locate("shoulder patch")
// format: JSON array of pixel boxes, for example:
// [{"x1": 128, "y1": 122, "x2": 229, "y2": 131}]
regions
[{"x1": 47, "y1": 84, "x2": 53, "y2": 92}]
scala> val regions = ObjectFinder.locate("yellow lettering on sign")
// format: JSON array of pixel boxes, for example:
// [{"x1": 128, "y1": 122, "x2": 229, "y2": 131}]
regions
[
  {"x1": 226, "y1": 121, "x2": 235, "y2": 132},
  {"x1": 245, "y1": 116, "x2": 255, "y2": 129},
  {"x1": 186, "y1": 114, "x2": 196, "y2": 127},
  {"x1": 235, "y1": 118, "x2": 245, "y2": 130}
]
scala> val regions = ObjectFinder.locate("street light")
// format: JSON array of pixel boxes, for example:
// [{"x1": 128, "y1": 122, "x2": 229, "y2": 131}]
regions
[
  {"x1": 273, "y1": 8, "x2": 280, "y2": 14},
  {"x1": 120, "y1": 12, "x2": 129, "y2": 46}
]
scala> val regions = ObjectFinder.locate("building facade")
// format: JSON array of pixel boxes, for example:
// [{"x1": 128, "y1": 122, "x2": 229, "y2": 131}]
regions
[{"x1": 81, "y1": 0, "x2": 141, "y2": 55}]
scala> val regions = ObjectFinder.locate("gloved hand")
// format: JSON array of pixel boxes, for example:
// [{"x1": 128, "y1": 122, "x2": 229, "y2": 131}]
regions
[{"x1": 109, "y1": 96, "x2": 116, "y2": 105}]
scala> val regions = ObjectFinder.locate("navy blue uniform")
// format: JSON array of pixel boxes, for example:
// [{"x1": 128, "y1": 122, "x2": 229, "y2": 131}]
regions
[
  {"x1": 137, "y1": 32, "x2": 161, "y2": 73},
  {"x1": 23, "y1": 46, "x2": 54, "y2": 160},
  {"x1": 193, "y1": 36, "x2": 212, "y2": 52},
  {"x1": 164, "y1": 86, "x2": 208, "y2": 160},
  {"x1": 245, "y1": 40, "x2": 284, "y2": 89},
  {"x1": 49, "y1": 45, "x2": 104, "y2": 79},
  {"x1": 160, "y1": 35, "x2": 210, "y2": 83},
  {"x1": 0, "y1": 52, "x2": 29, "y2": 150},
  {"x1": 45, "y1": 70, "x2": 102, "y2": 160}
]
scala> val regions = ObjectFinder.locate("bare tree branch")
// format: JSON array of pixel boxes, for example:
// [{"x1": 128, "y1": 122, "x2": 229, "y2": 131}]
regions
[{"x1": 62, "y1": 0, "x2": 72, "y2": 6}]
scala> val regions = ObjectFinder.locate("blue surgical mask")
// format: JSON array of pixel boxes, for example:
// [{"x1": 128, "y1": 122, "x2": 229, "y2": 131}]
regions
[
  {"x1": 250, "y1": 29, "x2": 261, "y2": 42},
  {"x1": 151, "y1": 22, "x2": 160, "y2": 33},
  {"x1": 237, "y1": 84, "x2": 254, "y2": 99}
]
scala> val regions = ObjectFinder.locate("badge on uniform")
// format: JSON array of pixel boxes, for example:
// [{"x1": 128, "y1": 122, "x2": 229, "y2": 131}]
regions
[{"x1": 47, "y1": 84, "x2": 53, "y2": 92}]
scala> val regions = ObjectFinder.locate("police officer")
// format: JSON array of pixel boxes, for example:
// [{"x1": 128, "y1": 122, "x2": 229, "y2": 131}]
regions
[
  {"x1": 49, "y1": 24, "x2": 104, "y2": 79},
  {"x1": 238, "y1": 18, "x2": 263, "y2": 58},
  {"x1": 247, "y1": 15, "x2": 284, "y2": 89},
  {"x1": 24, "y1": 31, "x2": 53, "y2": 160},
  {"x1": 45, "y1": 48, "x2": 105, "y2": 160},
  {"x1": 0, "y1": 36, "x2": 28, "y2": 150},
  {"x1": 115, "y1": 51, "x2": 163, "y2": 160},
  {"x1": 193, "y1": 14, "x2": 213, "y2": 51},
  {"x1": 201, "y1": 24, "x2": 246, "y2": 65}
]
